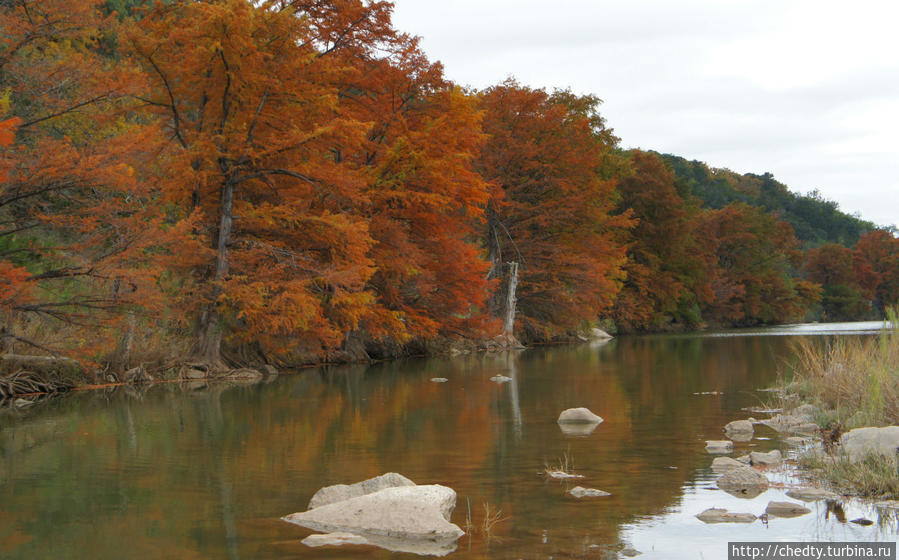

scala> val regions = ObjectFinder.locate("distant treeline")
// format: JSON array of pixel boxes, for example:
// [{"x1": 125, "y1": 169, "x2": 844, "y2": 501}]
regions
[{"x1": 1, "y1": 0, "x2": 896, "y2": 375}]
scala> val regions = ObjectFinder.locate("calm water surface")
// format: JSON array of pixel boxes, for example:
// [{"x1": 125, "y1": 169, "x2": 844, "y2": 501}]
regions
[{"x1": 1, "y1": 323, "x2": 897, "y2": 559}]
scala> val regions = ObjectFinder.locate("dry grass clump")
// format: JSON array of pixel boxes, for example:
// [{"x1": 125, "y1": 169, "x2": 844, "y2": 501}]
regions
[
  {"x1": 789, "y1": 311, "x2": 899, "y2": 426},
  {"x1": 801, "y1": 452, "x2": 899, "y2": 499}
]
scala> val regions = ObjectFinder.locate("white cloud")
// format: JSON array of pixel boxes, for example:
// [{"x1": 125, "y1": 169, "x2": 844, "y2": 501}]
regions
[{"x1": 390, "y1": 0, "x2": 899, "y2": 227}]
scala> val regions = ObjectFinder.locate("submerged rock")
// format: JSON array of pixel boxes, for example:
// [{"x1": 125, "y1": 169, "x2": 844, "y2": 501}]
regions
[
  {"x1": 696, "y1": 508, "x2": 757, "y2": 524},
  {"x1": 308, "y1": 473, "x2": 416, "y2": 510},
  {"x1": 765, "y1": 501, "x2": 811, "y2": 518},
  {"x1": 749, "y1": 450, "x2": 783, "y2": 467},
  {"x1": 557, "y1": 407, "x2": 604, "y2": 424},
  {"x1": 717, "y1": 467, "x2": 769, "y2": 496},
  {"x1": 569, "y1": 486, "x2": 610, "y2": 498},
  {"x1": 705, "y1": 440, "x2": 734, "y2": 454},
  {"x1": 284, "y1": 484, "x2": 464, "y2": 542},
  {"x1": 430, "y1": 378, "x2": 449, "y2": 383},
  {"x1": 838, "y1": 426, "x2": 899, "y2": 462},
  {"x1": 545, "y1": 470, "x2": 585, "y2": 480},
  {"x1": 786, "y1": 487, "x2": 839, "y2": 501},
  {"x1": 490, "y1": 375, "x2": 512, "y2": 383},
  {"x1": 302, "y1": 532, "x2": 370, "y2": 547}
]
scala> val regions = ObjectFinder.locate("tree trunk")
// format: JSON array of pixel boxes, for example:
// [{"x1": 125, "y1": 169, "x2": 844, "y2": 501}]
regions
[
  {"x1": 194, "y1": 178, "x2": 234, "y2": 369},
  {"x1": 486, "y1": 204, "x2": 503, "y2": 318},
  {"x1": 502, "y1": 261, "x2": 519, "y2": 338}
]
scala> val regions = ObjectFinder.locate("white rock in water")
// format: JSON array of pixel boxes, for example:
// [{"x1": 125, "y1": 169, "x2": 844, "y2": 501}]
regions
[
  {"x1": 557, "y1": 408, "x2": 604, "y2": 424},
  {"x1": 749, "y1": 449, "x2": 782, "y2": 467},
  {"x1": 302, "y1": 532, "x2": 370, "y2": 547},
  {"x1": 765, "y1": 500, "x2": 811, "y2": 518},
  {"x1": 717, "y1": 467, "x2": 769, "y2": 494},
  {"x1": 308, "y1": 473, "x2": 416, "y2": 510},
  {"x1": 284, "y1": 484, "x2": 464, "y2": 542},
  {"x1": 490, "y1": 375, "x2": 512, "y2": 383},
  {"x1": 589, "y1": 328, "x2": 614, "y2": 339},
  {"x1": 724, "y1": 420, "x2": 754, "y2": 434},
  {"x1": 696, "y1": 508, "x2": 757, "y2": 524},
  {"x1": 705, "y1": 440, "x2": 734, "y2": 454},
  {"x1": 430, "y1": 378, "x2": 449, "y2": 383},
  {"x1": 569, "y1": 486, "x2": 610, "y2": 498},
  {"x1": 711, "y1": 457, "x2": 745, "y2": 470}
]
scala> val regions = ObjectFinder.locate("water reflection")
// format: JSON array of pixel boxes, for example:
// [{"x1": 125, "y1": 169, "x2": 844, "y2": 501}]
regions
[{"x1": 0, "y1": 329, "x2": 896, "y2": 558}]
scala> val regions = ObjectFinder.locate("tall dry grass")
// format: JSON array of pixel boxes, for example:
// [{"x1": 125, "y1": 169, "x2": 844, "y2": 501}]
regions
[{"x1": 788, "y1": 309, "x2": 899, "y2": 427}]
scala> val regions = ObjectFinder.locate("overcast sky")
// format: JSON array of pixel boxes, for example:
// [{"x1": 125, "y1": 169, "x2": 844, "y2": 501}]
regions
[{"x1": 390, "y1": 0, "x2": 899, "y2": 228}]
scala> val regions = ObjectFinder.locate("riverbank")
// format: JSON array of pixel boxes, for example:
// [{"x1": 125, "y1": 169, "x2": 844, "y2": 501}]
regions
[{"x1": 762, "y1": 312, "x2": 899, "y2": 498}]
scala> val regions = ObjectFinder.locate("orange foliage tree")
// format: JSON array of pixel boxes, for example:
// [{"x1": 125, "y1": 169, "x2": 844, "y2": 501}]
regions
[
  {"x1": 803, "y1": 243, "x2": 869, "y2": 320},
  {"x1": 0, "y1": 0, "x2": 169, "y2": 360},
  {"x1": 612, "y1": 151, "x2": 711, "y2": 332},
  {"x1": 126, "y1": 0, "x2": 385, "y2": 366},
  {"x1": 853, "y1": 230, "x2": 899, "y2": 316},
  {"x1": 697, "y1": 203, "x2": 819, "y2": 326},
  {"x1": 477, "y1": 81, "x2": 631, "y2": 341},
  {"x1": 295, "y1": 0, "x2": 492, "y2": 352}
]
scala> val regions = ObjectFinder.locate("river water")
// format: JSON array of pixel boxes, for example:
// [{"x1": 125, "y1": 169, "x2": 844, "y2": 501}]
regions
[{"x1": 1, "y1": 322, "x2": 896, "y2": 559}]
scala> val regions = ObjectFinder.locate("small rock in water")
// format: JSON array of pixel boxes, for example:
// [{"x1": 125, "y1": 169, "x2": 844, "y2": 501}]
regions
[
  {"x1": 717, "y1": 467, "x2": 769, "y2": 495},
  {"x1": 430, "y1": 377, "x2": 449, "y2": 383},
  {"x1": 765, "y1": 501, "x2": 811, "y2": 518},
  {"x1": 786, "y1": 487, "x2": 839, "y2": 501},
  {"x1": 711, "y1": 457, "x2": 745, "y2": 470},
  {"x1": 557, "y1": 407, "x2": 604, "y2": 424},
  {"x1": 851, "y1": 518, "x2": 874, "y2": 526},
  {"x1": 14, "y1": 398, "x2": 34, "y2": 408},
  {"x1": 705, "y1": 440, "x2": 734, "y2": 454},
  {"x1": 749, "y1": 450, "x2": 783, "y2": 467},
  {"x1": 489, "y1": 375, "x2": 511, "y2": 383},
  {"x1": 302, "y1": 532, "x2": 370, "y2": 547},
  {"x1": 724, "y1": 420, "x2": 754, "y2": 435},
  {"x1": 621, "y1": 546, "x2": 642, "y2": 557},
  {"x1": 569, "y1": 486, "x2": 610, "y2": 498},
  {"x1": 696, "y1": 508, "x2": 757, "y2": 524}
]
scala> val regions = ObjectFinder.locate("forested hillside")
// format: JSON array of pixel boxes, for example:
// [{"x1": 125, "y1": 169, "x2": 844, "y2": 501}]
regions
[
  {"x1": 1, "y1": 0, "x2": 897, "y2": 382},
  {"x1": 658, "y1": 153, "x2": 876, "y2": 247}
]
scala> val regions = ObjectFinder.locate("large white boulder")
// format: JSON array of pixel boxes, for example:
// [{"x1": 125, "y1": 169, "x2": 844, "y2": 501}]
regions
[
  {"x1": 308, "y1": 472, "x2": 415, "y2": 510},
  {"x1": 839, "y1": 426, "x2": 899, "y2": 462},
  {"x1": 284, "y1": 484, "x2": 464, "y2": 542}
]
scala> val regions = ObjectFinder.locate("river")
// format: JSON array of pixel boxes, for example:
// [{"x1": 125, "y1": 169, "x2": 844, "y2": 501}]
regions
[{"x1": 0, "y1": 322, "x2": 896, "y2": 558}]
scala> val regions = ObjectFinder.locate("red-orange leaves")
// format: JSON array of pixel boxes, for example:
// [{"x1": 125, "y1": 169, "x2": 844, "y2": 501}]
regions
[{"x1": 478, "y1": 81, "x2": 630, "y2": 340}]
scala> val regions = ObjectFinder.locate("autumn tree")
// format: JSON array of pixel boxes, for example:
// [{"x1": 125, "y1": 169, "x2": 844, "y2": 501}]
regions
[
  {"x1": 477, "y1": 81, "x2": 630, "y2": 342},
  {"x1": 292, "y1": 0, "x2": 492, "y2": 353},
  {"x1": 612, "y1": 151, "x2": 710, "y2": 332},
  {"x1": 125, "y1": 0, "x2": 392, "y2": 367},
  {"x1": 697, "y1": 203, "x2": 819, "y2": 326},
  {"x1": 802, "y1": 243, "x2": 869, "y2": 321},
  {"x1": 853, "y1": 230, "x2": 899, "y2": 316},
  {"x1": 0, "y1": 0, "x2": 168, "y2": 363}
]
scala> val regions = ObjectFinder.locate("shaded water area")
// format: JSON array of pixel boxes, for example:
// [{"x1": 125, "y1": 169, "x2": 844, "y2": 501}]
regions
[{"x1": 1, "y1": 323, "x2": 897, "y2": 558}]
